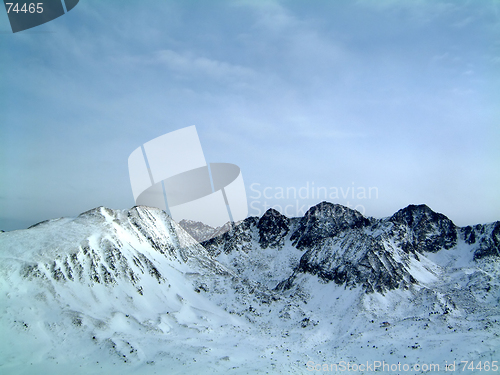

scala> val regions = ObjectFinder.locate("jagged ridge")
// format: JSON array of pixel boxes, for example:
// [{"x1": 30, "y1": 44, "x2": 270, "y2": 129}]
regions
[{"x1": 202, "y1": 201, "x2": 500, "y2": 294}]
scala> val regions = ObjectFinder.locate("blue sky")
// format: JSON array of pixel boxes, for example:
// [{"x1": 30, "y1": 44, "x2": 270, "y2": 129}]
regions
[{"x1": 1, "y1": 0, "x2": 499, "y2": 231}]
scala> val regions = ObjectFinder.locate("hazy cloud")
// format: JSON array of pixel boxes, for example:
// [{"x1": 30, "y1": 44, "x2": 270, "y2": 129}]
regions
[{"x1": 1, "y1": 0, "x2": 499, "y2": 230}]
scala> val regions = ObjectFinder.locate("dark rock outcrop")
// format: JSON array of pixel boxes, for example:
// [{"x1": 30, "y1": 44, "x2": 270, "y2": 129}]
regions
[
  {"x1": 257, "y1": 208, "x2": 290, "y2": 249},
  {"x1": 290, "y1": 202, "x2": 371, "y2": 250},
  {"x1": 202, "y1": 202, "x2": 498, "y2": 294},
  {"x1": 388, "y1": 204, "x2": 457, "y2": 253}
]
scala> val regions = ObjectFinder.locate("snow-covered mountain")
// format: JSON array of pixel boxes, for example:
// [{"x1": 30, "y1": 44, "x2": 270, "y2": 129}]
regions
[{"x1": 1, "y1": 203, "x2": 499, "y2": 374}]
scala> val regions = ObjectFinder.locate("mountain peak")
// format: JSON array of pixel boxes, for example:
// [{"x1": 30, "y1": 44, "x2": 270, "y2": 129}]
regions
[
  {"x1": 290, "y1": 202, "x2": 371, "y2": 249},
  {"x1": 305, "y1": 201, "x2": 362, "y2": 217},
  {"x1": 390, "y1": 204, "x2": 452, "y2": 226},
  {"x1": 257, "y1": 208, "x2": 290, "y2": 249},
  {"x1": 389, "y1": 204, "x2": 457, "y2": 253}
]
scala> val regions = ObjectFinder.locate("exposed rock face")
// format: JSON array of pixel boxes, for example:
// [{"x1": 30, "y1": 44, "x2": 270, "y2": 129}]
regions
[
  {"x1": 202, "y1": 201, "x2": 499, "y2": 294},
  {"x1": 388, "y1": 204, "x2": 458, "y2": 253},
  {"x1": 283, "y1": 231, "x2": 418, "y2": 293},
  {"x1": 202, "y1": 217, "x2": 259, "y2": 257},
  {"x1": 290, "y1": 202, "x2": 372, "y2": 250},
  {"x1": 461, "y1": 221, "x2": 500, "y2": 260},
  {"x1": 257, "y1": 208, "x2": 290, "y2": 249}
]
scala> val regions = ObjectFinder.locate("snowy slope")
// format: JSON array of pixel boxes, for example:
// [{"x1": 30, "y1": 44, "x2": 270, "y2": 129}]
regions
[
  {"x1": 204, "y1": 202, "x2": 500, "y2": 372},
  {"x1": 0, "y1": 203, "x2": 499, "y2": 374},
  {"x1": 0, "y1": 207, "x2": 257, "y2": 373}
]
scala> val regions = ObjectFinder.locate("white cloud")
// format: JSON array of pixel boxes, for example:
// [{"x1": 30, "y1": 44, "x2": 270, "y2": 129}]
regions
[
  {"x1": 453, "y1": 16, "x2": 475, "y2": 28},
  {"x1": 154, "y1": 49, "x2": 256, "y2": 80}
]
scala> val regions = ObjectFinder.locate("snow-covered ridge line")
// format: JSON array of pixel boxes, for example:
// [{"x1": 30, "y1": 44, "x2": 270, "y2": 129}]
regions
[
  {"x1": 0, "y1": 203, "x2": 498, "y2": 374},
  {"x1": 0, "y1": 206, "x2": 232, "y2": 288},
  {"x1": 1, "y1": 202, "x2": 498, "y2": 295}
]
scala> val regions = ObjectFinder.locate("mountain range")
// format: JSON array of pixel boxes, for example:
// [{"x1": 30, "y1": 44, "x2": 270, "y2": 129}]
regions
[{"x1": 0, "y1": 202, "x2": 498, "y2": 374}]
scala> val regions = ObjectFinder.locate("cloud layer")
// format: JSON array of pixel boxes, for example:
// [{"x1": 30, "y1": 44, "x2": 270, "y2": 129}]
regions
[{"x1": 0, "y1": 0, "x2": 499, "y2": 230}]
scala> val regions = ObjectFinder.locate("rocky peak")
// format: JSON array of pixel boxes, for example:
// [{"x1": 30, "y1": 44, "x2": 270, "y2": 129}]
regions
[
  {"x1": 12, "y1": 206, "x2": 233, "y2": 291},
  {"x1": 290, "y1": 202, "x2": 371, "y2": 249},
  {"x1": 200, "y1": 201, "x2": 499, "y2": 295},
  {"x1": 257, "y1": 208, "x2": 290, "y2": 249},
  {"x1": 390, "y1": 204, "x2": 445, "y2": 227},
  {"x1": 461, "y1": 221, "x2": 500, "y2": 260},
  {"x1": 202, "y1": 216, "x2": 259, "y2": 256},
  {"x1": 389, "y1": 204, "x2": 457, "y2": 253}
]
